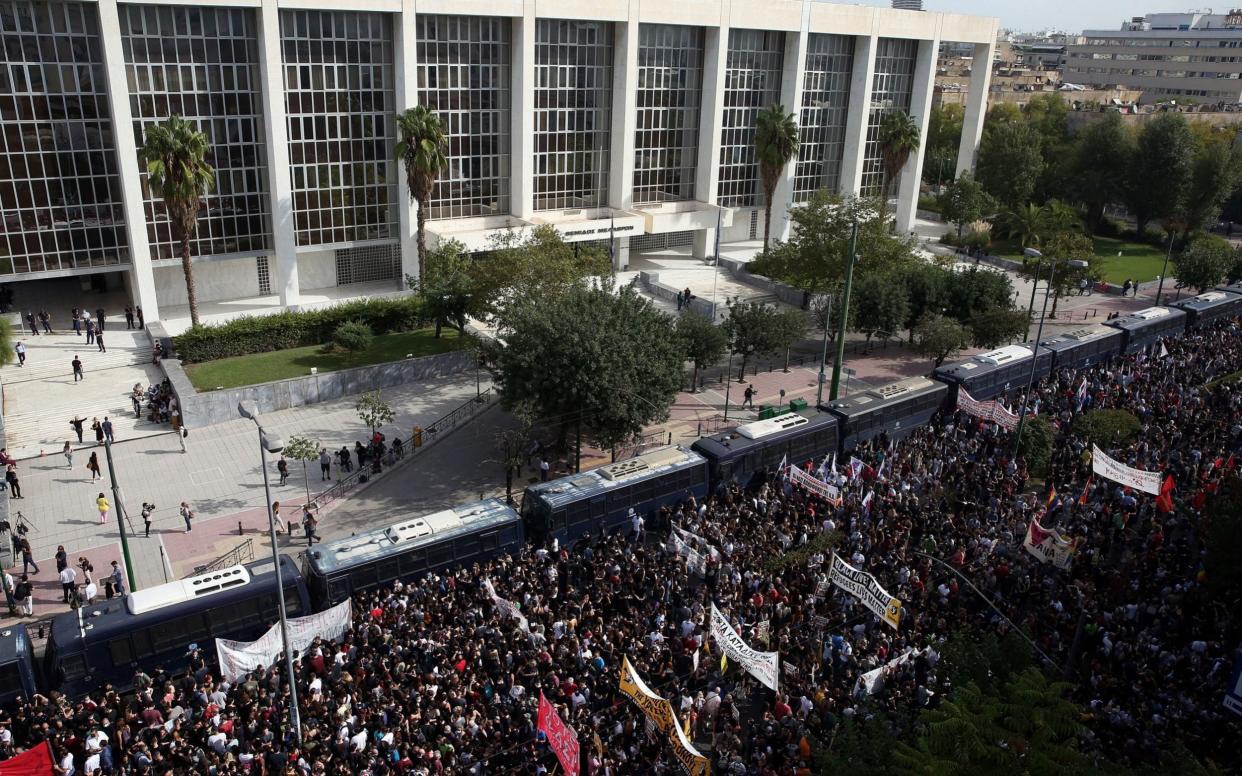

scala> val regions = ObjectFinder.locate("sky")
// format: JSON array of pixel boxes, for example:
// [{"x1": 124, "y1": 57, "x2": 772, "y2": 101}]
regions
[{"x1": 851, "y1": 0, "x2": 1149, "y2": 33}]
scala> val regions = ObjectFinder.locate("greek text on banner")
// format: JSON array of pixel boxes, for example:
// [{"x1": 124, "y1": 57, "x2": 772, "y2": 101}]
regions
[
  {"x1": 1091, "y1": 445, "x2": 1161, "y2": 495},
  {"x1": 710, "y1": 603, "x2": 779, "y2": 692},
  {"x1": 618, "y1": 657, "x2": 711, "y2": 776}
]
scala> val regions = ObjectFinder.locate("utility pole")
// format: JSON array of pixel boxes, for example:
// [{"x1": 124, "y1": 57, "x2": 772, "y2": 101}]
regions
[
  {"x1": 1156, "y1": 230, "x2": 1174, "y2": 306},
  {"x1": 829, "y1": 222, "x2": 859, "y2": 401},
  {"x1": 815, "y1": 294, "x2": 833, "y2": 407},
  {"x1": 101, "y1": 440, "x2": 136, "y2": 592}
]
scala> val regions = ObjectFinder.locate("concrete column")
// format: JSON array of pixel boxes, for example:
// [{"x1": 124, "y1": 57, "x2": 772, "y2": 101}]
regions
[
  {"x1": 895, "y1": 35, "x2": 940, "y2": 235},
  {"x1": 511, "y1": 12, "x2": 536, "y2": 219},
  {"x1": 96, "y1": 0, "x2": 159, "y2": 321},
  {"x1": 394, "y1": 0, "x2": 419, "y2": 286},
  {"x1": 769, "y1": 10, "x2": 810, "y2": 245},
  {"x1": 838, "y1": 34, "x2": 877, "y2": 198},
  {"x1": 257, "y1": 0, "x2": 300, "y2": 306},
  {"x1": 693, "y1": 20, "x2": 729, "y2": 260},
  {"x1": 956, "y1": 40, "x2": 995, "y2": 177},
  {"x1": 608, "y1": 11, "x2": 640, "y2": 270}
]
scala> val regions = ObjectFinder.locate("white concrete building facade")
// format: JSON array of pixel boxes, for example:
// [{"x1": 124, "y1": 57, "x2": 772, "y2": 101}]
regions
[{"x1": 0, "y1": 0, "x2": 995, "y2": 321}]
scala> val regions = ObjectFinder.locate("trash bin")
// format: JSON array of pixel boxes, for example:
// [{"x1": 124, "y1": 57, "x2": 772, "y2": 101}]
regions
[
  {"x1": 412, "y1": 426, "x2": 423, "y2": 448},
  {"x1": 789, "y1": 398, "x2": 808, "y2": 412}
]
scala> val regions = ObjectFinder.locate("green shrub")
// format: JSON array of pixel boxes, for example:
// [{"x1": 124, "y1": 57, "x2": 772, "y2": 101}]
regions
[
  {"x1": 1073, "y1": 408, "x2": 1140, "y2": 448},
  {"x1": 174, "y1": 296, "x2": 427, "y2": 363},
  {"x1": 918, "y1": 194, "x2": 942, "y2": 214},
  {"x1": 331, "y1": 321, "x2": 373, "y2": 353},
  {"x1": 1017, "y1": 415, "x2": 1054, "y2": 478}
]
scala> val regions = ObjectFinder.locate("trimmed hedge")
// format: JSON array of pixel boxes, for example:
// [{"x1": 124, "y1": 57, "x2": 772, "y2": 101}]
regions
[{"x1": 174, "y1": 296, "x2": 427, "y2": 363}]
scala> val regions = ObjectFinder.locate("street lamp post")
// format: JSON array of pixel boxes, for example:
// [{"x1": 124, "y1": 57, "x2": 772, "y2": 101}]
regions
[
  {"x1": 237, "y1": 401, "x2": 302, "y2": 746},
  {"x1": 829, "y1": 222, "x2": 859, "y2": 401},
  {"x1": 1023, "y1": 247, "x2": 1044, "y2": 324},
  {"x1": 815, "y1": 294, "x2": 834, "y2": 408},
  {"x1": 101, "y1": 440, "x2": 136, "y2": 592},
  {"x1": 1013, "y1": 258, "x2": 1088, "y2": 456},
  {"x1": 1156, "y1": 231, "x2": 1175, "y2": 306}
]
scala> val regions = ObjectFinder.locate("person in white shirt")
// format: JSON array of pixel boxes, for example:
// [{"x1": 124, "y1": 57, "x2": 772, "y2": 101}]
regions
[
  {"x1": 59, "y1": 565, "x2": 77, "y2": 603},
  {"x1": 57, "y1": 749, "x2": 75, "y2": 776}
]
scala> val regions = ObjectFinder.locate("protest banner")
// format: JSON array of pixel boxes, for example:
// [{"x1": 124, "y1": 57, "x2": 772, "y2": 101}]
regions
[
  {"x1": 537, "y1": 692, "x2": 580, "y2": 776},
  {"x1": 788, "y1": 464, "x2": 842, "y2": 505},
  {"x1": 483, "y1": 578, "x2": 530, "y2": 632},
  {"x1": 1023, "y1": 517, "x2": 1077, "y2": 569},
  {"x1": 856, "y1": 648, "x2": 915, "y2": 696},
  {"x1": 828, "y1": 554, "x2": 903, "y2": 630},
  {"x1": 710, "y1": 603, "x2": 779, "y2": 692},
  {"x1": 217, "y1": 599, "x2": 352, "y2": 682},
  {"x1": 1091, "y1": 445, "x2": 1162, "y2": 494},
  {"x1": 618, "y1": 658, "x2": 710, "y2": 775}
]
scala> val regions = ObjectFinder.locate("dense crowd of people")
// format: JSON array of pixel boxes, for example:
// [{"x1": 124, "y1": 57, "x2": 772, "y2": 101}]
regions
[{"x1": 2, "y1": 317, "x2": 1242, "y2": 775}]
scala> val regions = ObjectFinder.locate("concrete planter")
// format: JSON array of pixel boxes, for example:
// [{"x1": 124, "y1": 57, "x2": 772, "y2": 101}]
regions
[
  {"x1": 717, "y1": 258, "x2": 810, "y2": 309},
  {"x1": 161, "y1": 348, "x2": 474, "y2": 429}
]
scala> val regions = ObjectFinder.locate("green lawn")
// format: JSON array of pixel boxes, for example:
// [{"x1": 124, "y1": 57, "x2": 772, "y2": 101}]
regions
[
  {"x1": 185, "y1": 328, "x2": 464, "y2": 391},
  {"x1": 992, "y1": 236, "x2": 1167, "y2": 284}
]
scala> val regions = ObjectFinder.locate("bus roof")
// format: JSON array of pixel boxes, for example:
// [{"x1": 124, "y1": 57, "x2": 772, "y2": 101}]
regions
[
  {"x1": 933, "y1": 343, "x2": 1041, "y2": 383},
  {"x1": 823, "y1": 376, "x2": 945, "y2": 418},
  {"x1": 307, "y1": 498, "x2": 519, "y2": 575},
  {"x1": 691, "y1": 411, "x2": 838, "y2": 460},
  {"x1": 1106, "y1": 306, "x2": 1186, "y2": 331},
  {"x1": 1037, "y1": 324, "x2": 1123, "y2": 351},
  {"x1": 525, "y1": 446, "x2": 706, "y2": 510}
]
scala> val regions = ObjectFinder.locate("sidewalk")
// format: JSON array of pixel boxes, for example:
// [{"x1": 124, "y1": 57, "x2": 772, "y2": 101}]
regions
[{"x1": 3, "y1": 372, "x2": 488, "y2": 597}]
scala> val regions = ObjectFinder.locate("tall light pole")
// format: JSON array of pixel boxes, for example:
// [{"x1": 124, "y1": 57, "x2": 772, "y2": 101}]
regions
[
  {"x1": 1012, "y1": 258, "x2": 1088, "y2": 456},
  {"x1": 101, "y1": 440, "x2": 136, "y2": 592},
  {"x1": 237, "y1": 400, "x2": 302, "y2": 746},
  {"x1": 829, "y1": 222, "x2": 859, "y2": 401},
  {"x1": 1023, "y1": 247, "x2": 1044, "y2": 324},
  {"x1": 1156, "y1": 231, "x2": 1175, "y2": 306},
  {"x1": 815, "y1": 294, "x2": 834, "y2": 407}
]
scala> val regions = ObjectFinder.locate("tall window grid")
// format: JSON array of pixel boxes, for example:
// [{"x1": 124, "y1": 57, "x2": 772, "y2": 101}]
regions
[
  {"x1": 0, "y1": 1, "x2": 128, "y2": 275},
  {"x1": 281, "y1": 10, "x2": 396, "y2": 247},
  {"x1": 534, "y1": 19, "x2": 612, "y2": 212},
  {"x1": 793, "y1": 33, "x2": 854, "y2": 202},
  {"x1": 717, "y1": 29, "x2": 783, "y2": 208},
  {"x1": 633, "y1": 24, "x2": 704, "y2": 205},
  {"x1": 861, "y1": 37, "x2": 917, "y2": 198},
  {"x1": 122, "y1": 5, "x2": 271, "y2": 261},
  {"x1": 417, "y1": 15, "x2": 511, "y2": 220}
]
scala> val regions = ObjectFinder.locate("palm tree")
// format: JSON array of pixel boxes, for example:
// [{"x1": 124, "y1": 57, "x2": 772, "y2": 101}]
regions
[
  {"x1": 395, "y1": 106, "x2": 448, "y2": 285},
  {"x1": 754, "y1": 104, "x2": 800, "y2": 253},
  {"x1": 1002, "y1": 202, "x2": 1047, "y2": 250},
  {"x1": 139, "y1": 116, "x2": 214, "y2": 327},
  {"x1": 877, "y1": 110, "x2": 921, "y2": 215}
]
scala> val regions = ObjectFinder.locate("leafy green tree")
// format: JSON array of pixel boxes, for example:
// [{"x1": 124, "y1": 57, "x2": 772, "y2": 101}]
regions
[
  {"x1": 1069, "y1": 112, "x2": 1134, "y2": 232},
  {"x1": 395, "y1": 106, "x2": 448, "y2": 283},
  {"x1": 940, "y1": 174, "x2": 993, "y2": 239},
  {"x1": 773, "y1": 307, "x2": 808, "y2": 371},
  {"x1": 976, "y1": 122, "x2": 1045, "y2": 209},
  {"x1": 754, "y1": 104, "x2": 799, "y2": 252},
  {"x1": 969, "y1": 307, "x2": 1030, "y2": 349},
  {"x1": 282, "y1": 435, "x2": 321, "y2": 506},
  {"x1": 877, "y1": 110, "x2": 922, "y2": 207},
  {"x1": 722, "y1": 301, "x2": 784, "y2": 380},
  {"x1": 1039, "y1": 231, "x2": 1100, "y2": 318},
  {"x1": 898, "y1": 263, "x2": 949, "y2": 343},
  {"x1": 139, "y1": 115, "x2": 215, "y2": 327},
  {"x1": 413, "y1": 238, "x2": 479, "y2": 337},
  {"x1": 1175, "y1": 234, "x2": 1234, "y2": 293},
  {"x1": 356, "y1": 390, "x2": 395, "y2": 436},
  {"x1": 1125, "y1": 112, "x2": 1197, "y2": 235},
  {"x1": 332, "y1": 321, "x2": 373, "y2": 354},
  {"x1": 492, "y1": 283, "x2": 682, "y2": 451},
  {"x1": 891, "y1": 668, "x2": 1088, "y2": 776},
  {"x1": 1042, "y1": 199, "x2": 1083, "y2": 237},
  {"x1": 492, "y1": 406, "x2": 534, "y2": 504},
  {"x1": 938, "y1": 631, "x2": 1033, "y2": 696},
  {"x1": 815, "y1": 714, "x2": 897, "y2": 776},
  {"x1": 922, "y1": 103, "x2": 963, "y2": 186},
  {"x1": 752, "y1": 191, "x2": 918, "y2": 296},
  {"x1": 1182, "y1": 140, "x2": 1242, "y2": 237},
  {"x1": 852, "y1": 273, "x2": 910, "y2": 344},
  {"x1": 677, "y1": 311, "x2": 728, "y2": 391},
  {"x1": 943, "y1": 266, "x2": 1014, "y2": 323},
  {"x1": 1018, "y1": 414, "x2": 1055, "y2": 478},
  {"x1": 1073, "y1": 409, "x2": 1141, "y2": 449},
  {"x1": 480, "y1": 226, "x2": 612, "y2": 317},
  {"x1": 1001, "y1": 202, "x2": 1047, "y2": 250},
  {"x1": 1023, "y1": 94, "x2": 1070, "y2": 149},
  {"x1": 913, "y1": 314, "x2": 970, "y2": 367}
]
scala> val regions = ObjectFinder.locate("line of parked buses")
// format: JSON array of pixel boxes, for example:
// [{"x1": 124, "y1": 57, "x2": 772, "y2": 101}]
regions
[{"x1": 1, "y1": 285, "x2": 1239, "y2": 704}]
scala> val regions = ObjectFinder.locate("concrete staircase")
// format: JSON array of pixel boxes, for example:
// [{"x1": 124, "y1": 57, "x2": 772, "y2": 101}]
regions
[{"x1": 1, "y1": 327, "x2": 170, "y2": 459}]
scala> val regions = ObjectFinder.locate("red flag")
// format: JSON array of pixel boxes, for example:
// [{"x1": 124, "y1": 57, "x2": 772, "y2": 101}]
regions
[
  {"x1": 1227, "y1": 454, "x2": 1236, "y2": 472},
  {"x1": 0, "y1": 742, "x2": 54, "y2": 776},
  {"x1": 1155, "y1": 476, "x2": 1175, "y2": 514},
  {"x1": 1078, "y1": 476, "x2": 1092, "y2": 506},
  {"x1": 538, "y1": 692, "x2": 581, "y2": 776}
]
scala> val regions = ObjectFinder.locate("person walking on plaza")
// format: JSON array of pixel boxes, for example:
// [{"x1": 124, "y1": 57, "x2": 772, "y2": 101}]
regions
[
  {"x1": 59, "y1": 562, "x2": 76, "y2": 604},
  {"x1": 177, "y1": 425, "x2": 187, "y2": 453},
  {"x1": 72, "y1": 308, "x2": 81, "y2": 336},
  {"x1": 141, "y1": 502, "x2": 153, "y2": 537},
  {"x1": 62, "y1": 441, "x2": 72, "y2": 469},
  {"x1": 70, "y1": 416, "x2": 85, "y2": 444},
  {"x1": 5, "y1": 465, "x2": 21, "y2": 499},
  {"x1": 319, "y1": 448, "x2": 332, "y2": 481},
  {"x1": 2, "y1": 569, "x2": 14, "y2": 616},
  {"x1": 91, "y1": 418, "x2": 102, "y2": 444},
  {"x1": 125, "y1": 305, "x2": 134, "y2": 329},
  {"x1": 272, "y1": 501, "x2": 287, "y2": 534},
  {"x1": 180, "y1": 501, "x2": 194, "y2": 532},
  {"x1": 101, "y1": 417, "x2": 114, "y2": 444},
  {"x1": 84, "y1": 317, "x2": 95, "y2": 345},
  {"x1": 95, "y1": 308, "x2": 105, "y2": 332},
  {"x1": 131, "y1": 386, "x2": 142, "y2": 418},
  {"x1": 96, "y1": 492, "x2": 109, "y2": 524},
  {"x1": 742, "y1": 383, "x2": 755, "y2": 409},
  {"x1": 13, "y1": 340, "x2": 24, "y2": 367},
  {"x1": 72, "y1": 355, "x2": 83, "y2": 382},
  {"x1": 15, "y1": 575, "x2": 32, "y2": 616},
  {"x1": 135, "y1": 306, "x2": 144, "y2": 329},
  {"x1": 20, "y1": 538, "x2": 37, "y2": 575},
  {"x1": 277, "y1": 456, "x2": 289, "y2": 486},
  {"x1": 86, "y1": 451, "x2": 100, "y2": 482},
  {"x1": 338, "y1": 446, "x2": 352, "y2": 473},
  {"x1": 109, "y1": 561, "x2": 125, "y2": 597},
  {"x1": 95, "y1": 330, "x2": 105, "y2": 353},
  {"x1": 38, "y1": 310, "x2": 51, "y2": 334},
  {"x1": 81, "y1": 562, "x2": 97, "y2": 605},
  {"x1": 55, "y1": 545, "x2": 67, "y2": 574},
  {"x1": 303, "y1": 507, "x2": 320, "y2": 546},
  {"x1": 24, "y1": 312, "x2": 37, "y2": 336}
]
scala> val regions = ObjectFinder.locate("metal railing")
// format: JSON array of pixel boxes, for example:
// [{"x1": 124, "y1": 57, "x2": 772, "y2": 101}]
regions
[
  {"x1": 194, "y1": 537, "x2": 254, "y2": 575},
  {"x1": 612, "y1": 430, "x2": 673, "y2": 461},
  {"x1": 314, "y1": 387, "x2": 494, "y2": 509},
  {"x1": 695, "y1": 414, "x2": 738, "y2": 437}
]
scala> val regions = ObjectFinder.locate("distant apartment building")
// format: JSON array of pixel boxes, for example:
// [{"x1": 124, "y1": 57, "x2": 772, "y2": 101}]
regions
[
  {"x1": 1063, "y1": 10, "x2": 1242, "y2": 102},
  {"x1": 892, "y1": 0, "x2": 924, "y2": 10}
]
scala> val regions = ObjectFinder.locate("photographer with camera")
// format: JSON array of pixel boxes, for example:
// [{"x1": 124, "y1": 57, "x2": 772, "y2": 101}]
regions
[{"x1": 141, "y1": 502, "x2": 154, "y2": 538}]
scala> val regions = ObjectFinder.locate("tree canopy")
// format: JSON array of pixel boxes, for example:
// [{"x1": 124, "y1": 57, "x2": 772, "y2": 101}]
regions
[
  {"x1": 1175, "y1": 234, "x2": 1234, "y2": 293},
  {"x1": 1125, "y1": 113, "x2": 1197, "y2": 235},
  {"x1": 913, "y1": 314, "x2": 970, "y2": 367},
  {"x1": 975, "y1": 121, "x2": 1045, "y2": 209}
]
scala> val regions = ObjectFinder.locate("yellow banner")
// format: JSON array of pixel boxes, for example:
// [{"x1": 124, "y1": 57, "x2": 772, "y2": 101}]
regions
[{"x1": 618, "y1": 657, "x2": 711, "y2": 776}]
